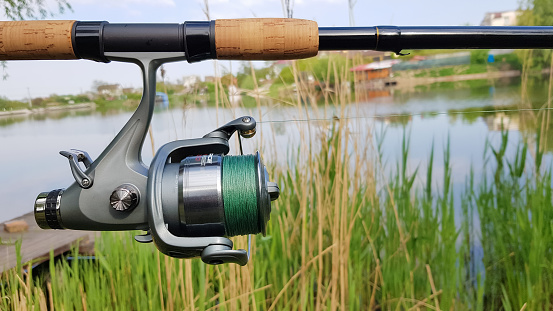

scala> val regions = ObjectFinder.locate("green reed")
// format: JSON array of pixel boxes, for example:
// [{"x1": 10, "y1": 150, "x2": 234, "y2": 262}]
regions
[
  {"x1": 3, "y1": 55, "x2": 553, "y2": 310},
  {"x1": 2, "y1": 123, "x2": 552, "y2": 310}
]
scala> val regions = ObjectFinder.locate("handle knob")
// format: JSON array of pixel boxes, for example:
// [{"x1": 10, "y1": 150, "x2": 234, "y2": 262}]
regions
[{"x1": 201, "y1": 244, "x2": 248, "y2": 266}]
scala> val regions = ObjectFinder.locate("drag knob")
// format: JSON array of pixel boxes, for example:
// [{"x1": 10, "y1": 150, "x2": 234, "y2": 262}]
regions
[{"x1": 110, "y1": 184, "x2": 140, "y2": 212}]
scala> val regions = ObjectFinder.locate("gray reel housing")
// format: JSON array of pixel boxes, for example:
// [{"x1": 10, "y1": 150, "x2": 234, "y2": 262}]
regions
[{"x1": 33, "y1": 52, "x2": 279, "y2": 266}]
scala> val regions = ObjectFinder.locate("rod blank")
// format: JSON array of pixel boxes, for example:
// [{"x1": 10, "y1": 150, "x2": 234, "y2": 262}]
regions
[{"x1": 319, "y1": 26, "x2": 553, "y2": 53}]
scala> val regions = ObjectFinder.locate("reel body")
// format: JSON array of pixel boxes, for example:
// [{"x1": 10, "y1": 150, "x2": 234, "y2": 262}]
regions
[{"x1": 33, "y1": 52, "x2": 279, "y2": 266}]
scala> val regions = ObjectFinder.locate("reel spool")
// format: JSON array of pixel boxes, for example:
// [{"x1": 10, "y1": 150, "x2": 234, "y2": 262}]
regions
[{"x1": 160, "y1": 153, "x2": 278, "y2": 238}]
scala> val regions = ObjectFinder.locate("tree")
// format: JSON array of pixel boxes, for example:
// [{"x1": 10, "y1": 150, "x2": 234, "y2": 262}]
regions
[
  {"x1": 517, "y1": 0, "x2": 553, "y2": 69},
  {"x1": 1, "y1": 0, "x2": 71, "y2": 20},
  {"x1": 91, "y1": 80, "x2": 110, "y2": 93}
]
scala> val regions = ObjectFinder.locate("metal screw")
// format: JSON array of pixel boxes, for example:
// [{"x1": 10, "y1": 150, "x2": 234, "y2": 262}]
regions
[
  {"x1": 242, "y1": 117, "x2": 251, "y2": 123},
  {"x1": 82, "y1": 179, "x2": 90, "y2": 187}
]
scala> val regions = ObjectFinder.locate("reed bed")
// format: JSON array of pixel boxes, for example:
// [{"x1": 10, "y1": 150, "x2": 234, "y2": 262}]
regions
[{"x1": 2, "y1": 55, "x2": 553, "y2": 310}]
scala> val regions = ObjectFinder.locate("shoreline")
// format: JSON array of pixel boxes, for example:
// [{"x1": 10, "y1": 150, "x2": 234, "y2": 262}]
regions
[
  {"x1": 393, "y1": 69, "x2": 522, "y2": 89},
  {"x1": 0, "y1": 102, "x2": 96, "y2": 117}
]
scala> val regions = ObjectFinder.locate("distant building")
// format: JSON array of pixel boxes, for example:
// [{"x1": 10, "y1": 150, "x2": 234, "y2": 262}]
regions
[
  {"x1": 122, "y1": 87, "x2": 140, "y2": 94},
  {"x1": 350, "y1": 59, "x2": 401, "y2": 82},
  {"x1": 97, "y1": 84, "x2": 123, "y2": 98},
  {"x1": 227, "y1": 85, "x2": 242, "y2": 106},
  {"x1": 204, "y1": 76, "x2": 216, "y2": 83},
  {"x1": 358, "y1": 51, "x2": 393, "y2": 62},
  {"x1": 181, "y1": 75, "x2": 200, "y2": 92},
  {"x1": 350, "y1": 59, "x2": 401, "y2": 91},
  {"x1": 480, "y1": 10, "x2": 520, "y2": 26}
]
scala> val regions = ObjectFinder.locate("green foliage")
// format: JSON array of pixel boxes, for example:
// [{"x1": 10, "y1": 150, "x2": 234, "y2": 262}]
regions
[
  {"x1": 0, "y1": 97, "x2": 27, "y2": 110},
  {"x1": 405, "y1": 53, "x2": 520, "y2": 82},
  {"x1": 205, "y1": 81, "x2": 215, "y2": 94},
  {"x1": 236, "y1": 63, "x2": 276, "y2": 90},
  {"x1": 411, "y1": 64, "x2": 491, "y2": 79},
  {"x1": 471, "y1": 49, "x2": 490, "y2": 65},
  {"x1": 46, "y1": 94, "x2": 92, "y2": 105},
  {"x1": 517, "y1": 0, "x2": 553, "y2": 69},
  {"x1": 238, "y1": 74, "x2": 255, "y2": 90},
  {"x1": 268, "y1": 81, "x2": 285, "y2": 98},
  {"x1": 125, "y1": 92, "x2": 142, "y2": 101},
  {"x1": 276, "y1": 54, "x2": 353, "y2": 85},
  {"x1": 503, "y1": 52, "x2": 522, "y2": 69},
  {"x1": 2, "y1": 124, "x2": 553, "y2": 309},
  {"x1": 1, "y1": 0, "x2": 71, "y2": 20},
  {"x1": 399, "y1": 49, "x2": 468, "y2": 60}
]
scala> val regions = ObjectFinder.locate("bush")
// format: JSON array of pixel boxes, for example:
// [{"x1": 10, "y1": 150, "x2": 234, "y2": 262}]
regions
[{"x1": 470, "y1": 49, "x2": 490, "y2": 65}]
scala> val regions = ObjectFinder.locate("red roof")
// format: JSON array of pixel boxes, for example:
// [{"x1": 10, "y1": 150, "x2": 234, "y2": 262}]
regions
[{"x1": 350, "y1": 59, "x2": 401, "y2": 71}]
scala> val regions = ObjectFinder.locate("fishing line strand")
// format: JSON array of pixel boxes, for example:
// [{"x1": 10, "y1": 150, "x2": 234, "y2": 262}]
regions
[{"x1": 257, "y1": 107, "x2": 553, "y2": 125}]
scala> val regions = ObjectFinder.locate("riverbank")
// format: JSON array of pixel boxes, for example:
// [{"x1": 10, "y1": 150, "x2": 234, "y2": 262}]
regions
[
  {"x1": 0, "y1": 102, "x2": 95, "y2": 117},
  {"x1": 394, "y1": 69, "x2": 521, "y2": 89}
]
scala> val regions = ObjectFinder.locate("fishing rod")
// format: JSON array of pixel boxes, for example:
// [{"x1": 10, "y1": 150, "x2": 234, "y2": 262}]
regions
[
  {"x1": 1, "y1": 18, "x2": 552, "y2": 266},
  {"x1": 3, "y1": 19, "x2": 553, "y2": 62}
]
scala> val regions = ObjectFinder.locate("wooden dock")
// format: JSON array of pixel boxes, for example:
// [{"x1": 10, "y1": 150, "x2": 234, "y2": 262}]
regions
[{"x1": 0, "y1": 212, "x2": 96, "y2": 272}]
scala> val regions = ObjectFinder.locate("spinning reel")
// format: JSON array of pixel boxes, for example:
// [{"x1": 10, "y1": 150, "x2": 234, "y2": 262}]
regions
[{"x1": 33, "y1": 52, "x2": 279, "y2": 266}]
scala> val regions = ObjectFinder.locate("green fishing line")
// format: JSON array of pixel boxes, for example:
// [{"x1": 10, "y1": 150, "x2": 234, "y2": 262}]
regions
[{"x1": 221, "y1": 155, "x2": 260, "y2": 236}]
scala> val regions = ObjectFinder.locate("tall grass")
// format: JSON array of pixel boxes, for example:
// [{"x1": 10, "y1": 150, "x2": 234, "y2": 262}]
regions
[{"x1": 2, "y1": 55, "x2": 553, "y2": 310}]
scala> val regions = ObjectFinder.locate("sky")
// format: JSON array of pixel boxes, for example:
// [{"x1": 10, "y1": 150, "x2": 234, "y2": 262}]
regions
[{"x1": 1, "y1": 0, "x2": 521, "y2": 100}]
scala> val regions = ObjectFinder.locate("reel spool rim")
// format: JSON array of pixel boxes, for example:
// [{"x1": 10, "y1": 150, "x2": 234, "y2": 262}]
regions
[{"x1": 255, "y1": 151, "x2": 271, "y2": 236}]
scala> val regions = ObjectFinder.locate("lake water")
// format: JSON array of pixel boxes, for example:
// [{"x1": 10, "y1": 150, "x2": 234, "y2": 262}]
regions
[{"x1": 0, "y1": 77, "x2": 550, "y2": 223}]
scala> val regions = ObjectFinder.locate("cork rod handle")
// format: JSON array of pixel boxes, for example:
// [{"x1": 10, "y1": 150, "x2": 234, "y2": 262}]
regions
[
  {"x1": 0, "y1": 20, "x2": 76, "y2": 60},
  {"x1": 215, "y1": 18, "x2": 319, "y2": 60}
]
